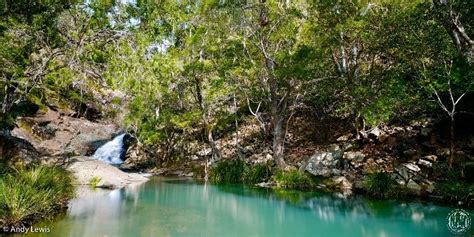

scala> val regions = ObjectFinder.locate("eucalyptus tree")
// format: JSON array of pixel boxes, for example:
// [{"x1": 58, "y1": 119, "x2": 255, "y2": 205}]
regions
[{"x1": 220, "y1": 0, "x2": 313, "y2": 169}]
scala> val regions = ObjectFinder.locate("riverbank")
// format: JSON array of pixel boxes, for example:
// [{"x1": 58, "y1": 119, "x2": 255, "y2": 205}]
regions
[{"x1": 0, "y1": 165, "x2": 74, "y2": 230}]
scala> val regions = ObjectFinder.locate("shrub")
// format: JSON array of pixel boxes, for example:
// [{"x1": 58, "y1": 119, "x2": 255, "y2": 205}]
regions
[
  {"x1": 89, "y1": 176, "x2": 102, "y2": 188},
  {"x1": 242, "y1": 163, "x2": 271, "y2": 184},
  {"x1": 209, "y1": 159, "x2": 245, "y2": 183},
  {"x1": 0, "y1": 165, "x2": 74, "y2": 227},
  {"x1": 272, "y1": 170, "x2": 312, "y2": 189},
  {"x1": 363, "y1": 172, "x2": 396, "y2": 198}
]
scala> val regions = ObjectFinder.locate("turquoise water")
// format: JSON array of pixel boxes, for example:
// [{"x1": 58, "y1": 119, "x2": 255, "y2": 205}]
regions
[{"x1": 25, "y1": 177, "x2": 472, "y2": 237}]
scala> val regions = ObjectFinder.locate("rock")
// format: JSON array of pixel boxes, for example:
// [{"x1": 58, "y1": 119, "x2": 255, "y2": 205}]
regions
[
  {"x1": 169, "y1": 170, "x2": 184, "y2": 176},
  {"x1": 369, "y1": 127, "x2": 382, "y2": 138},
  {"x1": 436, "y1": 148, "x2": 450, "y2": 157},
  {"x1": 121, "y1": 143, "x2": 150, "y2": 170},
  {"x1": 343, "y1": 151, "x2": 365, "y2": 161},
  {"x1": 11, "y1": 108, "x2": 117, "y2": 157},
  {"x1": 417, "y1": 159, "x2": 432, "y2": 168},
  {"x1": 333, "y1": 176, "x2": 353, "y2": 193},
  {"x1": 407, "y1": 180, "x2": 422, "y2": 193},
  {"x1": 305, "y1": 150, "x2": 342, "y2": 177},
  {"x1": 423, "y1": 181, "x2": 435, "y2": 193},
  {"x1": 184, "y1": 172, "x2": 194, "y2": 177},
  {"x1": 395, "y1": 163, "x2": 421, "y2": 182},
  {"x1": 0, "y1": 131, "x2": 40, "y2": 165},
  {"x1": 95, "y1": 180, "x2": 117, "y2": 189},
  {"x1": 196, "y1": 147, "x2": 212, "y2": 157},
  {"x1": 67, "y1": 156, "x2": 149, "y2": 189},
  {"x1": 378, "y1": 132, "x2": 389, "y2": 143},
  {"x1": 336, "y1": 133, "x2": 353, "y2": 142},
  {"x1": 255, "y1": 182, "x2": 275, "y2": 188},
  {"x1": 403, "y1": 163, "x2": 421, "y2": 172},
  {"x1": 423, "y1": 155, "x2": 437, "y2": 162}
]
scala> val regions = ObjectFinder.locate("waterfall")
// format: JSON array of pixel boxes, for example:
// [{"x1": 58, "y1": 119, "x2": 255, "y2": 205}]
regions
[{"x1": 93, "y1": 134, "x2": 126, "y2": 165}]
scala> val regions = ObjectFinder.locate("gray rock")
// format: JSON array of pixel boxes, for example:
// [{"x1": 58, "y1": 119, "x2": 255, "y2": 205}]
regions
[
  {"x1": 369, "y1": 127, "x2": 382, "y2": 138},
  {"x1": 67, "y1": 156, "x2": 149, "y2": 190},
  {"x1": 423, "y1": 155, "x2": 437, "y2": 162},
  {"x1": 336, "y1": 133, "x2": 352, "y2": 142},
  {"x1": 403, "y1": 163, "x2": 421, "y2": 172},
  {"x1": 343, "y1": 151, "x2": 365, "y2": 161},
  {"x1": 417, "y1": 159, "x2": 432, "y2": 168},
  {"x1": 407, "y1": 180, "x2": 422, "y2": 193},
  {"x1": 305, "y1": 150, "x2": 342, "y2": 177},
  {"x1": 395, "y1": 163, "x2": 420, "y2": 182},
  {"x1": 255, "y1": 182, "x2": 275, "y2": 188},
  {"x1": 332, "y1": 176, "x2": 353, "y2": 192},
  {"x1": 196, "y1": 148, "x2": 212, "y2": 157},
  {"x1": 11, "y1": 108, "x2": 117, "y2": 157}
]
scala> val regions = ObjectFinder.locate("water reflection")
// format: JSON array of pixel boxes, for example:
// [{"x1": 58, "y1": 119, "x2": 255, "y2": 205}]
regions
[{"x1": 25, "y1": 177, "x2": 471, "y2": 237}]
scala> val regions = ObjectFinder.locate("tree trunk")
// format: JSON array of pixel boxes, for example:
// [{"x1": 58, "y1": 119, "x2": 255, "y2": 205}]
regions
[
  {"x1": 448, "y1": 115, "x2": 455, "y2": 169},
  {"x1": 433, "y1": 0, "x2": 474, "y2": 64},
  {"x1": 272, "y1": 111, "x2": 288, "y2": 169}
]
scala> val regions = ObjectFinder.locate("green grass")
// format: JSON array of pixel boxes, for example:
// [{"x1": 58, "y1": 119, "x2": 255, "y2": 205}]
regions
[
  {"x1": 272, "y1": 170, "x2": 312, "y2": 189},
  {"x1": 209, "y1": 159, "x2": 245, "y2": 183},
  {"x1": 89, "y1": 176, "x2": 102, "y2": 188},
  {"x1": 0, "y1": 165, "x2": 74, "y2": 228},
  {"x1": 209, "y1": 159, "x2": 272, "y2": 184},
  {"x1": 363, "y1": 172, "x2": 397, "y2": 198}
]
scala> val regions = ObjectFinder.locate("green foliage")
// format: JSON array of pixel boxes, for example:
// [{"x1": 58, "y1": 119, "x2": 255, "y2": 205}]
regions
[
  {"x1": 363, "y1": 172, "x2": 397, "y2": 198},
  {"x1": 89, "y1": 176, "x2": 102, "y2": 188},
  {"x1": 209, "y1": 160, "x2": 271, "y2": 184},
  {"x1": 272, "y1": 170, "x2": 312, "y2": 189},
  {"x1": 209, "y1": 159, "x2": 245, "y2": 184},
  {"x1": 434, "y1": 182, "x2": 474, "y2": 203},
  {"x1": 0, "y1": 165, "x2": 74, "y2": 226},
  {"x1": 242, "y1": 163, "x2": 272, "y2": 184}
]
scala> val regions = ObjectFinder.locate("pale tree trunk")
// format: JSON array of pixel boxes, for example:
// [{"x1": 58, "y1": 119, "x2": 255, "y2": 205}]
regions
[
  {"x1": 433, "y1": 0, "x2": 474, "y2": 65},
  {"x1": 431, "y1": 81, "x2": 466, "y2": 170}
]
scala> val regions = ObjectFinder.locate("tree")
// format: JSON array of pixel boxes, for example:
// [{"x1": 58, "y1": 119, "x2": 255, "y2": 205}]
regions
[{"x1": 227, "y1": 1, "x2": 312, "y2": 170}]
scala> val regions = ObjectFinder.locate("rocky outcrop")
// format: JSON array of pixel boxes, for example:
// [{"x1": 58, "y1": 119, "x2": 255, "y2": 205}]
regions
[
  {"x1": 11, "y1": 108, "x2": 117, "y2": 158},
  {"x1": 0, "y1": 130, "x2": 39, "y2": 165},
  {"x1": 304, "y1": 146, "x2": 343, "y2": 177},
  {"x1": 67, "y1": 156, "x2": 149, "y2": 189}
]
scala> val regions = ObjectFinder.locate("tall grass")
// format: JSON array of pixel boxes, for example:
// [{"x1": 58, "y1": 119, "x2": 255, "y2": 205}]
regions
[
  {"x1": 0, "y1": 165, "x2": 74, "y2": 227},
  {"x1": 209, "y1": 159, "x2": 271, "y2": 184}
]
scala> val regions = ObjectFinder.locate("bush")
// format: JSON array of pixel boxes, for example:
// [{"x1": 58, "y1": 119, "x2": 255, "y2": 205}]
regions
[
  {"x1": 209, "y1": 159, "x2": 245, "y2": 183},
  {"x1": 0, "y1": 165, "x2": 74, "y2": 227},
  {"x1": 363, "y1": 172, "x2": 396, "y2": 198},
  {"x1": 272, "y1": 170, "x2": 312, "y2": 189},
  {"x1": 89, "y1": 176, "x2": 102, "y2": 188},
  {"x1": 209, "y1": 159, "x2": 272, "y2": 184},
  {"x1": 242, "y1": 163, "x2": 271, "y2": 184}
]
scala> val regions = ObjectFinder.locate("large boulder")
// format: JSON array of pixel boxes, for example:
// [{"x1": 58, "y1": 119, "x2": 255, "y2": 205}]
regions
[
  {"x1": 67, "y1": 156, "x2": 149, "y2": 189},
  {"x1": 305, "y1": 148, "x2": 343, "y2": 177},
  {"x1": 0, "y1": 130, "x2": 39, "y2": 165},
  {"x1": 12, "y1": 109, "x2": 117, "y2": 157}
]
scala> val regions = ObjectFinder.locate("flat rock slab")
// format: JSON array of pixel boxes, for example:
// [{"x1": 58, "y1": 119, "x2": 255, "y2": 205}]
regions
[{"x1": 67, "y1": 156, "x2": 149, "y2": 189}]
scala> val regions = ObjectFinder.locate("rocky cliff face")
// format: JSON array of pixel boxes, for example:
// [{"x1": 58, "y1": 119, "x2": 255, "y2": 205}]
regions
[{"x1": 1, "y1": 108, "x2": 118, "y2": 165}]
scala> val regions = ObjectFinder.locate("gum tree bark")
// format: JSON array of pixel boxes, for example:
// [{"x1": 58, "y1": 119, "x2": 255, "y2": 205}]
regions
[{"x1": 433, "y1": 0, "x2": 474, "y2": 65}]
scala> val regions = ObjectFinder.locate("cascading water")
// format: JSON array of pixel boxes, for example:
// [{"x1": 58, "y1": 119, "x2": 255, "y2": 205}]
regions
[{"x1": 93, "y1": 134, "x2": 126, "y2": 165}]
